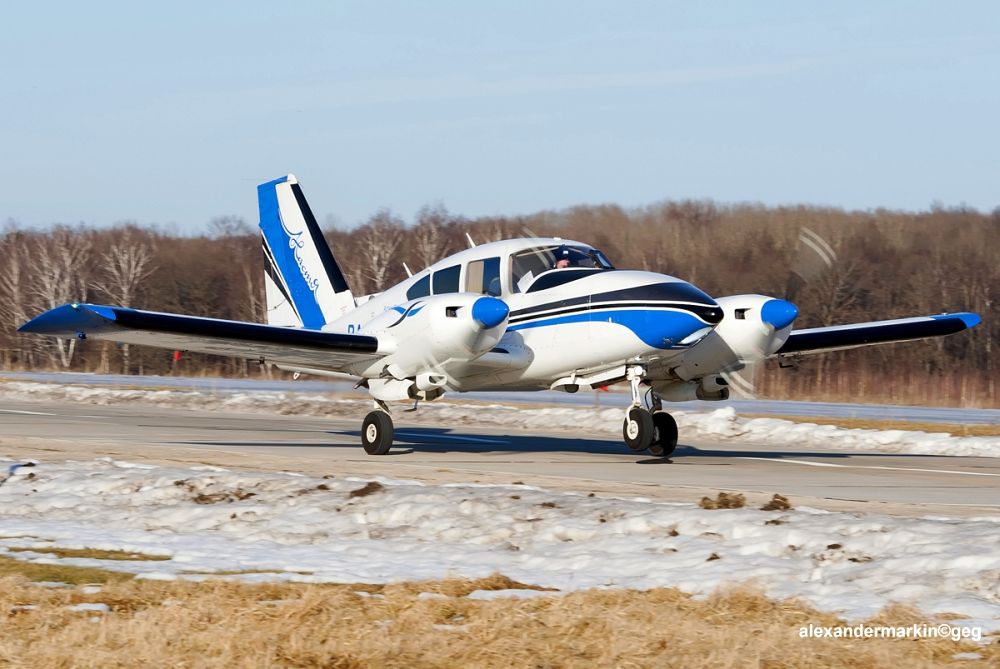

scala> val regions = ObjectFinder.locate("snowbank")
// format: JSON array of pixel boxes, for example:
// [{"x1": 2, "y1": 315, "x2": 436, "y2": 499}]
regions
[
  {"x1": 2, "y1": 381, "x2": 999, "y2": 457},
  {"x1": 1, "y1": 457, "x2": 998, "y2": 631}
]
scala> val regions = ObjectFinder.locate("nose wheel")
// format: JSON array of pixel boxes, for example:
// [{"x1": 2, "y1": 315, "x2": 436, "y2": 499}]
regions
[
  {"x1": 648, "y1": 410, "x2": 678, "y2": 457},
  {"x1": 362, "y1": 410, "x2": 394, "y2": 455},
  {"x1": 623, "y1": 407, "x2": 654, "y2": 451}
]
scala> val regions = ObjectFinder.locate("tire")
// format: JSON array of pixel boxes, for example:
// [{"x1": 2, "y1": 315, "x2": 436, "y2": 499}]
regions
[
  {"x1": 361, "y1": 411, "x2": 394, "y2": 455},
  {"x1": 622, "y1": 407, "x2": 654, "y2": 451},
  {"x1": 649, "y1": 410, "x2": 678, "y2": 457}
]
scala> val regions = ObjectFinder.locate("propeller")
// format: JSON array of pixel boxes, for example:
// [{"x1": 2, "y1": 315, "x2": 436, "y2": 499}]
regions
[
  {"x1": 723, "y1": 227, "x2": 837, "y2": 399},
  {"x1": 784, "y1": 227, "x2": 837, "y2": 302}
]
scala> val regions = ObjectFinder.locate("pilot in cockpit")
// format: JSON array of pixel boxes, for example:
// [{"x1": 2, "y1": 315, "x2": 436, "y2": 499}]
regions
[{"x1": 552, "y1": 245, "x2": 574, "y2": 269}]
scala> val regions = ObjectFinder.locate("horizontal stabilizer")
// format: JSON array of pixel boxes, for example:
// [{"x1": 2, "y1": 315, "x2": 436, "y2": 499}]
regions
[
  {"x1": 19, "y1": 303, "x2": 380, "y2": 369},
  {"x1": 774, "y1": 312, "x2": 980, "y2": 357}
]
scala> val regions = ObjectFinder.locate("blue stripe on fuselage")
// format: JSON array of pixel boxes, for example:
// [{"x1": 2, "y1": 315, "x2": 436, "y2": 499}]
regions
[{"x1": 508, "y1": 308, "x2": 706, "y2": 349}]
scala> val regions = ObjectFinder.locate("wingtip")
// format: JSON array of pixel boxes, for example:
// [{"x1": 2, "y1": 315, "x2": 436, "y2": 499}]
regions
[
  {"x1": 17, "y1": 303, "x2": 117, "y2": 336},
  {"x1": 933, "y1": 312, "x2": 982, "y2": 329},
  {"x1": 955, "y1": 312, "x2": 981, "y2": 329}
]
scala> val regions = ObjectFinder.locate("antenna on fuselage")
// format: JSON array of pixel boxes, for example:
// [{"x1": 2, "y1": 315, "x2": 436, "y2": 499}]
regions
[
  {"x1": 402, "y1": 262, "x2": 413, "y2": 278},
  {"x1": 465, "y1": 232, "x2": 476, "y2": 248}
]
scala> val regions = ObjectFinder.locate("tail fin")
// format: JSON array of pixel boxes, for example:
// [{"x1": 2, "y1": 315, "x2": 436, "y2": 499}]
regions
[{"x1": 258, "y1": 174, "x2": 355, "y2": 328}]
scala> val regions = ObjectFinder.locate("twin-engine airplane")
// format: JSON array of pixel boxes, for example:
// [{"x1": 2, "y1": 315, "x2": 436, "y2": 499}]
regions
[{"x1": 21, "y1": 175, "x2": 981, "y2": 456}]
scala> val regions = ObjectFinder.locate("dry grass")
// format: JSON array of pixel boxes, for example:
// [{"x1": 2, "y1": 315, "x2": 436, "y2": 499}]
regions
[
  {"x1": 761, "y1": 494, "x2": 794, "y2": 512},
  {"x1": 699, "y1": 492, "x2": 747, "y2": 510},
  {"x1": 6, "y1": 546, "x2": 170, "y2": 561},
  {"x1": 348, "y1": 481, "x2": 385, "y2": 498},
  {"x1": 1, "y1": 571, "x2": 995, "y2": 669},
  {"x1": 742, "y1": 414, "x2": 1000, "y2": 438},
  {"x1": 0, "y1": 555, "x2": 132, "y2": 585}
]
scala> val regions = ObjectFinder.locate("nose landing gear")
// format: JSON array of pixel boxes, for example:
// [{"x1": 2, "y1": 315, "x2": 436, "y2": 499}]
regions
[{"x1": 621, "y1": 365, "x2": 678, "y2": 457}]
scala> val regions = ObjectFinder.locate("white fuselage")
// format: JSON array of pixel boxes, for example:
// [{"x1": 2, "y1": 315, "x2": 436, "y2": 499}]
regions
[{"x1": 322, "y1": 238, "x2": 726, "y2": 398}]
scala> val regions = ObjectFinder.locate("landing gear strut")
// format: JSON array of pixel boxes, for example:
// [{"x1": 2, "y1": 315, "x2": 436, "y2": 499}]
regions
[
  {"x1": 622, "y1": 365, "x2": 654, "y2": 451},
  {"x1": 621, "y1": 365, "x2": 678, "y2": 457},
  {"x1": 361, "y1": 410, "x2": 394, "y2": 455}
]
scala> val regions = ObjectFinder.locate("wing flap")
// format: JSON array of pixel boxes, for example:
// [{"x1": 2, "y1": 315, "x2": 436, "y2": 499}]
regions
[
  {"x1": 774, "y1": 312, "x2": 980, "y2": 357},
  {"x1": 19, "y1": 303, "x2": 381, "y2": 369}
]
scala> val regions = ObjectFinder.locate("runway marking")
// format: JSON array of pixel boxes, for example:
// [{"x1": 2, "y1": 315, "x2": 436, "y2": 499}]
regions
[
  {"x1": 738, "y1": 457, "x2": 1000, "y2": 478},
  {"x1": 394, "y1": 432, "x2": 509, "y2": 445},
  {"x1": 0, "y1": 409, "x2": 111, "y2": 420}
]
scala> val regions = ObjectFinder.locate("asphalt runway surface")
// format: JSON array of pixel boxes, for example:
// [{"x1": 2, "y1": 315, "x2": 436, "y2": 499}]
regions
[
  {"x1": 6, "y1": 371, "x2": 1000, "y2": 424},
  {"x1": 2, "y1": 399, "x2": 998, "y2": 518}
]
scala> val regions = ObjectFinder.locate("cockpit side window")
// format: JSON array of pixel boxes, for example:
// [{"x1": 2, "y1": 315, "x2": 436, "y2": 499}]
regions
[
  {"x1": 465, "y1": 257, "x2": 502, "y2": 296},
  {"x1": 431, "y1": 264, "x2": 461, "y2": 294},
  {"x1": 405, "y1": 274, "x2": 430, "y2": 300}
]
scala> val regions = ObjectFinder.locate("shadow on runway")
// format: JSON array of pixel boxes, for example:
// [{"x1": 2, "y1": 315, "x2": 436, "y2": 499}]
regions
[{"x1": 178, "y1": 425, "x2": 951, "y2": 463}]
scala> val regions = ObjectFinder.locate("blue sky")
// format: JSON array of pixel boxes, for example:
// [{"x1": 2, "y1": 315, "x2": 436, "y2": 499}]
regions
[{"x1": 2, "y1": 1, "x2": 998, "y2": 232}]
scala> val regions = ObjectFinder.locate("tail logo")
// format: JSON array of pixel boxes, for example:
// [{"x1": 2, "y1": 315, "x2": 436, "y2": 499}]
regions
[{"x1": 279, "y1": 214, "x2": 321, "y2": 293}]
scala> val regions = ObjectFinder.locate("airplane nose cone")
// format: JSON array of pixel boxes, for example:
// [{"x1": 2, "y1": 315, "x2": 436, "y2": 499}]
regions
[
  {"x1": 760, "y1": 299, "x2": 799, "y2": 330},
  {"x1": 471, "y1": 296, "x2": 509, "y2": 329}
]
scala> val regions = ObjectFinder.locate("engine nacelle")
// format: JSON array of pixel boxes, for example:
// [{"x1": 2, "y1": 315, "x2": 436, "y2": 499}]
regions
[
  {"x1": 671, "y1": 294, "x2": 797, "y2": 381},
  {"x1": 350, "y1": 293, "x2": 509, "y2": 401},
  {"x1": 652, "y1": 379, "x2": 730, "y2": 401}
]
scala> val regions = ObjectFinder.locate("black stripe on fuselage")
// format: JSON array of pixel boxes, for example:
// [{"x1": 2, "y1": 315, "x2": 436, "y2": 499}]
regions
[
  {"x1": 291, "y1": 182, "x2": 351, "y2": 295},
  {"x1": 510, "y1": 282, "x2": 721, "y2": 322},
  {"x1": 508, "y1": 301, "x2": 720, "y2": 326}
]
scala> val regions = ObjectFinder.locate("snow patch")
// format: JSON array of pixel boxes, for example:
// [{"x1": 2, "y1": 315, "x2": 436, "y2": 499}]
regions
[
  {"x1": 0, "y1": 458, "x2": 998, "y2": 631},
  {"x1": 466, "y1": 589, "x2": 558, "y2": 600},
  {"x1": 67, "y1": 603, "x2": 110, "y2": 613}
]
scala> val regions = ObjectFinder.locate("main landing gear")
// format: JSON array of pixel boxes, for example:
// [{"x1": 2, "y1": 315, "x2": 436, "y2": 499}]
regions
[
  {"x1": 362, "y1": 409, "x2": 394, "y2": 455},
  {"x1": 621, "y1": 366, "x2": 678, "y2": 458},
  {"x1": 360, "y1": 370, "x2": 679, "y2": 458}
]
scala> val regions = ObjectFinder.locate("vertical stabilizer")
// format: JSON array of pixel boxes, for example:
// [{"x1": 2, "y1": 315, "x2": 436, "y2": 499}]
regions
[{"x1": 258, "y1": 175, "x2": 355, "y2": 328}]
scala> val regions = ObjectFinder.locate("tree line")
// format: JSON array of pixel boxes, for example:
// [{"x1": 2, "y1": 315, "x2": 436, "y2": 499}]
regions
[{"x1": 1, "y1": 200, "x2": 996, "y2": 407}]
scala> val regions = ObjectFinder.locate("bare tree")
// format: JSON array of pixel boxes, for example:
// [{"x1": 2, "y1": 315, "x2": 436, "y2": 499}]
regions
[
  {"x1": 208, "y1": 217, "x2": 262, "y2": 324},
  {"x1": 356, "y1": 210, "x2": 403, "y2": 293},
  {"x1": 32, "y1": 227, "x2": 93, "y2": 368},
  {"x1": 91, "y1": 227, "x2": 155, "y2": 374},
  {"x1": 412, "y1": 205, "x2": 451, "y2": 270},
  {"x1": 208, "y1": 215, "x2": 254, "y2": 238},
  {"x1": 0, "y1": 225, "x2": 32, "y2": 368}
]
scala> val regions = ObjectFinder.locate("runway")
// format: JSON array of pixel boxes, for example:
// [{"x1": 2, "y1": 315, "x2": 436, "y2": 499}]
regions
[
  {"x1": 2, "y1": 399, "x2": 998, "y2": 518},
  {"x1": 6, "y1": 371, "x2": 1000, "y2": 423}
]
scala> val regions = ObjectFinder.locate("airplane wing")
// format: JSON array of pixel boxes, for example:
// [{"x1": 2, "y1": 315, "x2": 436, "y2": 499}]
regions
[
  {"x1": 18, "y1": 303, "x2": 382, "y2": 369},
  {"x1": 773, "y1": 312, "x2": 980, "y2": 358}
]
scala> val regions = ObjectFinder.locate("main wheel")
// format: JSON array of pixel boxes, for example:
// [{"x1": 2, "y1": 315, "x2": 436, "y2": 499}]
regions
[
  {"x1": 361, "y1": 411, "x2": 394, "y2": 455},
  {"x1": 648, "y1": 410, "x2": 678, "y2": 457},
  {"x1": 622, "y1": 407, "x2": 654, "y2": 451}
]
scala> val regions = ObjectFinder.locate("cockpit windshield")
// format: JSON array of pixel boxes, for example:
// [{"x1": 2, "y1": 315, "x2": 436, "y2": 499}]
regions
[{"x1": 510, "y1": 244, "x2": 614, "y2": 293}]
